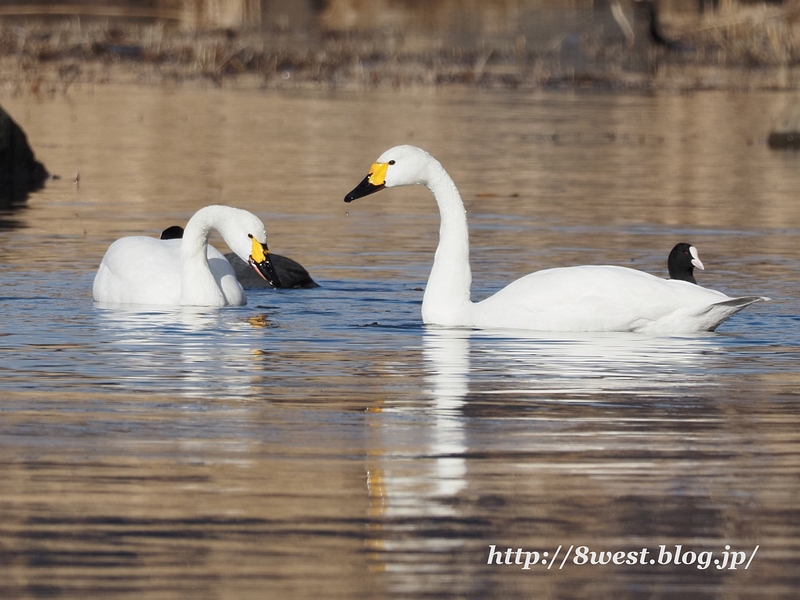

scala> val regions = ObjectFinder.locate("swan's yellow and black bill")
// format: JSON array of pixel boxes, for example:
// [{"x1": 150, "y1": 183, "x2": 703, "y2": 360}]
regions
[
  {"x1": 344, "y1": 162, "x2": 388, "y2": 202},
  {"x1": 248, "y1": 238, "x2": 281, "y2": 287}
]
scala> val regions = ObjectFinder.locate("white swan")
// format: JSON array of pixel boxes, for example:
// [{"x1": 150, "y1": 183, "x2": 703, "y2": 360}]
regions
[
  {"x1": 344, "y1": 145, "x2": 766, "y2": 333},
  {"x1": 93, "y1": 205, "x2": 279, "y2": 306}
]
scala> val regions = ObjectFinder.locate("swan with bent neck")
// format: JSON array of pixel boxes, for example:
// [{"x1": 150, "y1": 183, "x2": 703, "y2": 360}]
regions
[
  {"x1": 344, "y1": 145, "x2": 766, "y2": 333},
  {"x1": 93, "y1": 205, "x2": 279, "y2": 307}
]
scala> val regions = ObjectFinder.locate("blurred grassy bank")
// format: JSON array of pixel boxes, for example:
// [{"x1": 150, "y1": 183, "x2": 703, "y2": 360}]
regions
[{"x1": 1, "y1": 0, "x2": 800, "y2": 92}]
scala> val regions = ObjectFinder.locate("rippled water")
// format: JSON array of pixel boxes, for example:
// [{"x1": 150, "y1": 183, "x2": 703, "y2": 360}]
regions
[{"x1": 1, "y1": 85, "x2": 799, "y2": 598}]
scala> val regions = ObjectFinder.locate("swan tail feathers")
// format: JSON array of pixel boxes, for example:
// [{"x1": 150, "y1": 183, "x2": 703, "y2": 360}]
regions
[
  {"x1": 639, "y1": 295, "x2": 768, "y2": 334},
  {"x1": 703, "y1": 296, "x2": 769, "y2": 332}
]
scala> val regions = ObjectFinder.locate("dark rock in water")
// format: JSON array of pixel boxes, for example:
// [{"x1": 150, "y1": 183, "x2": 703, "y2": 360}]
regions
[
  {"x1": 768, "y1": 104, "x2": 800, "y2": 149},
  {"x1": 768, "y1": 131, "x2": 800, "y2": 149},
  {"x1": 0, "y1": 105, "x2": 49, "y2": 204}
]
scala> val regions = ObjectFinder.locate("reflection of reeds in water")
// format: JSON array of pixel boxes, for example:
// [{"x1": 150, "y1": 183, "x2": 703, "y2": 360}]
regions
[{"x1": 1, "y1": 1, "x2": 800, "y2": 91}]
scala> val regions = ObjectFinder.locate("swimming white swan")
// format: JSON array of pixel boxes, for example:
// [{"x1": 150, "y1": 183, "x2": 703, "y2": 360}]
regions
[
  {"x1": 93, "y1": 205, "x2": 279, "y2": 306},
  {"x1": 344, "y1": 145, "x2": 766, "y2": 333}
]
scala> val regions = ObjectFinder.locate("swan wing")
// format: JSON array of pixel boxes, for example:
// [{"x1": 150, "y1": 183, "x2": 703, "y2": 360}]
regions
[
  {"x1": 93, "y1": 237, "x2": 182, "y2": 305},
  {"x1": 642, "y1": 295, "x2": 765, "y2": 334},
  {"x1": 472, "y1": 265, "x2": 758, "y2": 333},
  {"x1": 93, "y1": 238, "x2": 245, "y2": 306}
]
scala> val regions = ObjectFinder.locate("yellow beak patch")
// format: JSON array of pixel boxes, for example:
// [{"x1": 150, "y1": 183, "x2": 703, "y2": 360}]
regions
[
  {"x1": 250, "y1": 236, "x2": 269, "y2": 262},
  {"x1": 368, "y1": 162, "x2": 389, "y2": 187}
]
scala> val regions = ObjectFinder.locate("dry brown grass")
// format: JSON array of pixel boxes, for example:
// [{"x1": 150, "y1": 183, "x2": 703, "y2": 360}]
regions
[
  {"x1": 1, "y1": 4, "x2": 800, "y2": 93},
  {"x1": 680, "y1": 3, "x2": 800, "y2": 67}
]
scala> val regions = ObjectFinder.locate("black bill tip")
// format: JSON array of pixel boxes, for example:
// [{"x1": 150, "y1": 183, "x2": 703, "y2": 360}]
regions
[
  {"x1": 249, "y1": 255, "x2": 281, "y2": 288},
  {"x1": 344, "y1": 175, "x2": 385, "y2": 203}
]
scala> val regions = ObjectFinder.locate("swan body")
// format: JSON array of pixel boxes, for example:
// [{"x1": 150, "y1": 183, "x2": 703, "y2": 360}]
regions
[
  {"x1": 94, "y1": 205, "x2": 279, "y2": 307},
  {"x1": 344, "y1": 145, "x2": 766, "y2": 333}
]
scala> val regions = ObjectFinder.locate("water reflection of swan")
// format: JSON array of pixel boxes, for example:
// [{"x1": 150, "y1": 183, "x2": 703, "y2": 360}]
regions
[
  {"x1": 365, "y1": 327, "x2": 724, "y2": 582},
  {"x1": 365, "y1": 327, "x2": 470, "y2": 567},
  {"x1": 469, "y1": 328, "x2": 723, "y2": 397},
  {"x1": 367, "y1": 327, "x2": 722, "y2": 508},
  {"x1": 420, "y1": 326, "x2": 722, "y2": 407},
  {"x1": 423, "y1": 328, "x2": 469, "y2": 498},
  {"x1": 344, "y1": 145, "x2": 765, "y2": 333},
  {"x1": 93, "y1": 205, "x2": 278, "y2": 306},
  {"x1": 366, "y1": 331, "x2": 470, "y2": 503},
  {"x1": 94, "y1": 305, "x2": 266, "y2": 400},
  {"x1": 96, "y1": 304, "x2": 231, "y2": 331}
]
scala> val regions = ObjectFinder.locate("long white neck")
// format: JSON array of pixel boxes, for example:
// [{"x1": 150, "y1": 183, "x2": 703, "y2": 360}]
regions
[
  {"x1": 180, "y1": 206, "x2": 226, "y2": 306},
  {"x1": 421, "y1": 161, "x2": 473, "y2": 325}
]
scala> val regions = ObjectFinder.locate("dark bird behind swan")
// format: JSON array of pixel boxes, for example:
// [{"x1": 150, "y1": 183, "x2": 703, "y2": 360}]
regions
[
  {"x1": 161, "y1": 226, "x2": 317, "y2": 289},
  {"x1": 668, "y1": 243, "x2": 704, "y2": 284}
]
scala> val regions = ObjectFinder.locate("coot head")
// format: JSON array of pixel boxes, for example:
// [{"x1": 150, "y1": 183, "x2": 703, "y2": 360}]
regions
[{"x1": 668, "y1": 243, "x2": 704, "y2": 284}]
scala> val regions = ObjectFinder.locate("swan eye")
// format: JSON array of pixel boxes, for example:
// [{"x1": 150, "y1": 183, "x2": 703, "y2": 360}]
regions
[
  {"x1": 248, "y1": 234, "x2": 254, "y2": 239},
  {"x1": 388, "y1": 160, "x2": 395, "y2": 165}
]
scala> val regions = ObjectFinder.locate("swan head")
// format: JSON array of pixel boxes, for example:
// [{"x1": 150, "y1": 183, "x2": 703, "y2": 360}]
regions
[
  {"x1": 344, "y1": 145, "x2": 435, "y2": 202},
  {"x1": 208, "y1": 207, "x2": 281, "y2": 288},
  {"x1": 162, "y1": 215, "x2": 282, "y2": 287}
]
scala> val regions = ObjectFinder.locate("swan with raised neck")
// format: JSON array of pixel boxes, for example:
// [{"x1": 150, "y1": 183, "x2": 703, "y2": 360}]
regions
[{"x1": 344, "y1": 145, "x2": 766, "y2": 333}]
